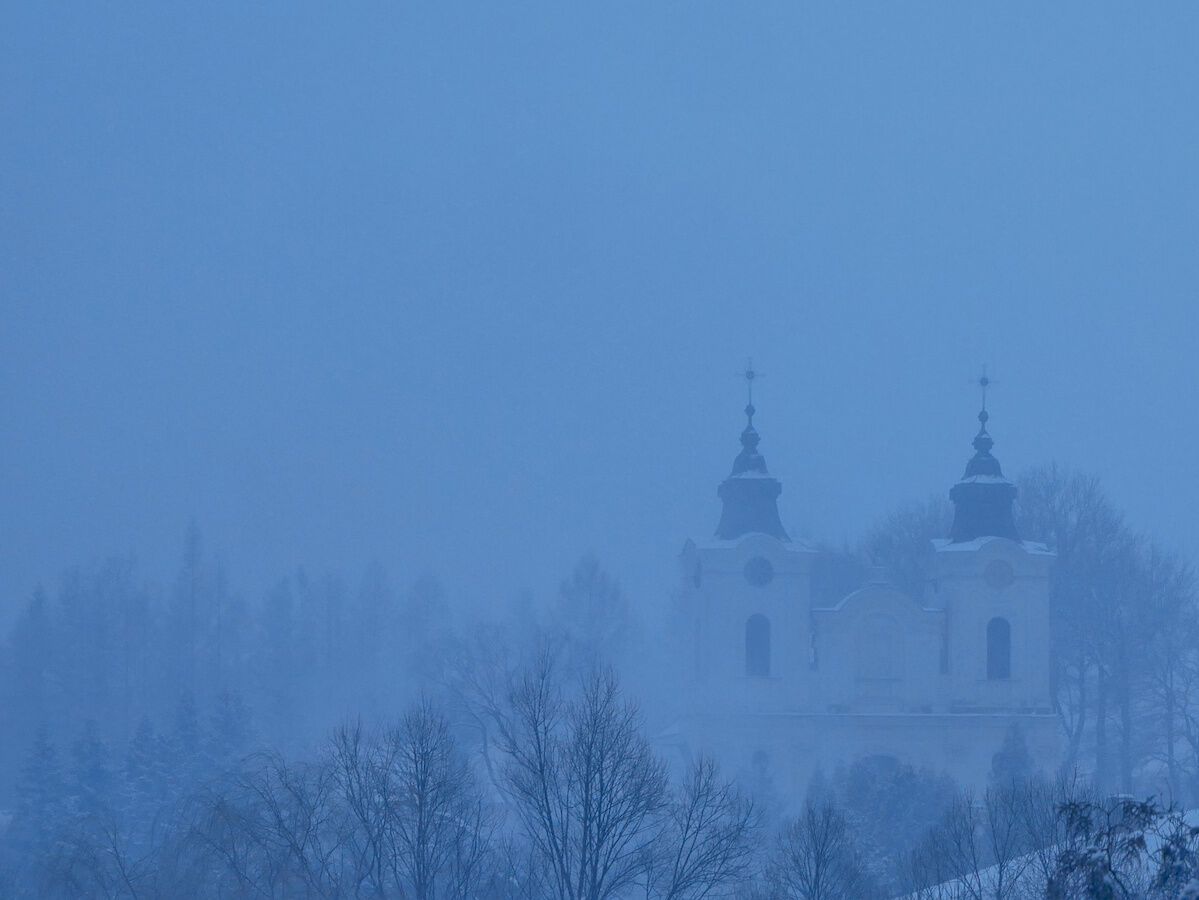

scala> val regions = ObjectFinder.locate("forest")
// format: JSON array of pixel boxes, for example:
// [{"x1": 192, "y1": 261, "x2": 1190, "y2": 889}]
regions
[{"x1": 4, "y1": 463, "x2": 1199, "y2": 898}]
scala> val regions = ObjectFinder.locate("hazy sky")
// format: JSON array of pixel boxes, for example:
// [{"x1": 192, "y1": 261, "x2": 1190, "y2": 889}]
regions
[{"x1": 3, "y1": 4, "x2": 1198, "y2": 617}]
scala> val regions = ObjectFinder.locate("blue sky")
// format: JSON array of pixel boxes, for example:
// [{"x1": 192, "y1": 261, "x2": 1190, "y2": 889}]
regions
[{"x1": 3, "y1": 3, "x2": 1198, "y2": 615}]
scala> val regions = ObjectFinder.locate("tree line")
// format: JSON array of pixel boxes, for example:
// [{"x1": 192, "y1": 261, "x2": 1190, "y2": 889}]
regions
[
  {"x1": 4, "y1": 462, "x2": 1199, "y2": 896},
  {"x1": 8, "y1": 658, "x2": 1199, "y2": 898}
]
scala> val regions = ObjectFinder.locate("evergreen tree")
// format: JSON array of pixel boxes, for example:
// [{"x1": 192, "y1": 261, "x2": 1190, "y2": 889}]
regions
[
  {"x1": 3, "y1": 589, "x2": 54, "y2": 807},
  {"x1": 834, "y1": 755, "x2": 957, "y2": 891},
  {"x1": 167, "y1": 690, "x2": 205, "y2": 799},
  {"x1": 11, "y1": 725, "x2": 65, "y2": 853},
  {"x1": 124, "y1": 715, "x2": 169, "y2": 822},
  {"x1": 171, "y1": 521, "x2": 204, "y2": 695},
  {"x1": 991, "y1": 722, "x2": 1035, "y2": 787},
  {"x1": 68, "y1": 719, "x2": 112, "y2": 819},
  {"x1": 350, "y1": 561, "x2": 397, "y2": 715},
  {"x1": 206, "y1": 690, "x2": 253, "y2": 772},
  {"x1": 9, "y1": 588, "x2": 52, "y2": 722},
  {"x1": 259, "y1": 576, "x2": 299, "y2": 739},
  {"x1": 553, "y1": 555, "x2": 633, "y2": 672},
  {"x1": 404, "y1": 573, "x2": 452, "y2": 685}
]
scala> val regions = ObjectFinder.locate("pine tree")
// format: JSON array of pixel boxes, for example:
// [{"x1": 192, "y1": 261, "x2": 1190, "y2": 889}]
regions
[
  {"x1": 206, "y1": 690, "x2": 253, "y2": 772},
  {"x1": 349, "y1": 561, "x2": 397, "y2": 717},
  {"x1": 170, "y1": 521, "x2": 205, "y2": 701},
  {"x1": 11, "y1": 725, "x2": 64, "y2": 853},
  {"x1": 9, "y1": 589, "x2": 52, "y2": 722},
  {"x1": 403, "y1": 573, "x2": 452, "y2": 684},
  {"x1": 68, "y1": 719, "x2": 112, "y2": 819},
  {"x1": 167, "y1": 690, "x2": 204, "y2": 799},
  {"x1": 553, "y1": 555, "x2": 633, "y2": 673},
  {"x1": 259, "y1": 576, "x2": 298, "y2": 739},
  {"x1": 990, "y1": 722, "x2": 1035, "y2": 786},
  {"x1": 4, "y1": 589, "x2": 54, "y2": 802},
  {"x1": 123, "y1": 716, "x2": 169, "y2": 825}
]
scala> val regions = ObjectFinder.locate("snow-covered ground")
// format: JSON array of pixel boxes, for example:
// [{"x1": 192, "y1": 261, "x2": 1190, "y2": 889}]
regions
[{"x1": 896, "y1": 809, "x2": 1199, "y2": 900}]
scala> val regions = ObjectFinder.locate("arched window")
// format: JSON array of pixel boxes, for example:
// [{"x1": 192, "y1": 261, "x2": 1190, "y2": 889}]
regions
[
  {"x1": 987, "y1": 617, "x2": 1011, "y2": 680},
  {"x1": 746, "y1": 614, "x2": 771, "y2": 677}
]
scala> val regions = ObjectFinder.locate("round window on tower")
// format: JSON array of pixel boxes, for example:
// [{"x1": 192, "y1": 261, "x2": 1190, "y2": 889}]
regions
[
  {"x1": 984, "y1": 559, "x2": 1014, "y2": 590},
  {"x1": 743, "y1": 557, "x2": 775, "y2": 587}
]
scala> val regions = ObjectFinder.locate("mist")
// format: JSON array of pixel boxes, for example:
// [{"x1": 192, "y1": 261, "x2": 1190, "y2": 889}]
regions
[{"x1": 4, "y1": 3, "x2": 1199, "y2": 898}]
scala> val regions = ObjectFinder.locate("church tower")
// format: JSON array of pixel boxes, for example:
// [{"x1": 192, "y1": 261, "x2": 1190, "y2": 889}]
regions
[
  {"x1": 714, "y1": 375, "x2": 789, "y2": 542},
  {"x1": 933, "y1": 380, "x2": 1054, "y2": 715},
  {"x1": 678, "y1": 366, "x2": 817, "y2": 716}
]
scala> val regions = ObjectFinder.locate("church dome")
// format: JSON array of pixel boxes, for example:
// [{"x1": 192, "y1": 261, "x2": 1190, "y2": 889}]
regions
[
  {"x1": 948, "y1": 394, "x2": 1019, "y2": 543},
  {"x1": 714, "y1": 366, "x2": 789, "y2": 541}
]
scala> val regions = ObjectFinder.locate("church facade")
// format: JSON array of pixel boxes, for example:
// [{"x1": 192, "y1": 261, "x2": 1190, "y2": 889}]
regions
[{"x1": 665, "y1": 386, "x2": 1060, "y2": 805}]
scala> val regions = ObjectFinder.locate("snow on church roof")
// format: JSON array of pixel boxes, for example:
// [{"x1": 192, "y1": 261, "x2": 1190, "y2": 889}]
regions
[
  {"x1": 956, "y1": 474, "x2": 1014, "y2": 485},
  {"x1": 933, "y1": 536, "x2": 1053, "y2": 555}
]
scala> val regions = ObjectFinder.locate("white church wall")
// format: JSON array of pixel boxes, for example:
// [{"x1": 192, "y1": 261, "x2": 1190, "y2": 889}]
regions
[
  {"x1": 813, "y1": 586, "x2": 945, "y2": 713},
  {"x1": 679, "y1": 534, "x2": 816, "y2": 715},
  {"x1": 934, "y1": 537, "x2": 1054, "y2": 713}
]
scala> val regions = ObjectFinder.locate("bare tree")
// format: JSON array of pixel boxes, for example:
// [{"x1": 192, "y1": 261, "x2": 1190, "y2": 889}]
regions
[
  {"x1": 1015, "y1": 773, "x2": 1085, "y2": 894},
  {"x1": 1138, "y1": 545, "x2": 1199, "y2": 801},
  {"x1": 982, "y1": 782, "x2": 1036, "y2": 900},
  {"x1": 39, "y1": 813, "x2": 157, "y2": 900},
  {"x1": 328, "y1": 703, "x2": 495, "y2": 899},
  {"x1": 437, "y1": 620, "x2": 526, "y2": 797},
  {"x1": 768, "y1": 799, "x2": 875, "y2": 900},
  {"x1": 857, "y1": 494, "x2": 951, "y2": 601},
  {"x1": 1016, "y1": 465, "x2": 1116, "y2": 775},
  {"x1": 329, "y1": 720, "x2": 395, "y2": 895},
  {"x1": 1015, "y1": 464, "x2": 1160, "y2": 791},
  {"x1": 389, "y1": 699, "x2": 493, "y2": 900},
  {"x1": 499, "y1": 656, "x2": 668, "y2": 900},
  {"x1": 190, "y1": 704, "x2": 496, "y2": 899},
  {"x1": 189, "y1": 752, "x2": 344, "y2": 898},
  {"x1": 905, "y1": 782, "x2": 1040, "y2": 900},
  {"x1": 647, "y1": 755, "x2": 758, "y2": 900}
]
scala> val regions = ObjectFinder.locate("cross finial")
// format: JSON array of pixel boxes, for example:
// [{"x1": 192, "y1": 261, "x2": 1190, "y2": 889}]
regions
[
  {"x1": 743, "y1": 358, "x2": 758, "y2": 406},
  {"x1": 976, "y1": 365, "x2": 992, "y2": 412},
  {"x1": 739, "y1": 358, "x2": 761, "y2": 426},
  {"x1": 972, "y1": 366, "x2": 996, "y2": 434}
]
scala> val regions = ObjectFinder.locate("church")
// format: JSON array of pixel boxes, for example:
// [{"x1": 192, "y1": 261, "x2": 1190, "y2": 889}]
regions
[{"x1": 665, "y1": 373, "x2": 1061, "y2": 804}]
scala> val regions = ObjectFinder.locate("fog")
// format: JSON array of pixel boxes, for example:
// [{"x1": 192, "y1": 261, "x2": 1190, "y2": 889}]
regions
[{"x1": 4, "y1": 3, "x2": 1199, "y2": 898}]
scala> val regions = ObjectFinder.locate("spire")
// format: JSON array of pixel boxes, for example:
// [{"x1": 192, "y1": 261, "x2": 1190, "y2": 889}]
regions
[
  {"x1": 715, "y1": 362, "x2": 789, "y2": 540},
  {"x1": 731, "y1": 361, "x2": 768, "y2": 476},
  {"x1": 948, "y1": 370, "x2": 1019, "y2": 543}
]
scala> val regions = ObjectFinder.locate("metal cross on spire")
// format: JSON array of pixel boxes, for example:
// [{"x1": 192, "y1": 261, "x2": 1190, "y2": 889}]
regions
[
  {"x1": 738, "y1": 358, "x2": 762, "y2": 427},
  {"x1": 971, "y1": 366, "x2": 998, "y2": 439},
  {"x1": 975, "y1": 365, "x2": 994, "y2": 412},
  {"x1": 742, "y1": 358, "x2": 759, "y2": 407}
]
